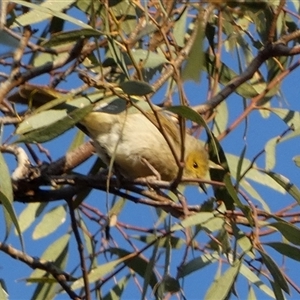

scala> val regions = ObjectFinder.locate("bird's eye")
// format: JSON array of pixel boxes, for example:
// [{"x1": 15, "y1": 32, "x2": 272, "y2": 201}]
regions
[{"x1": 193, "y1": 162, "x2": 198, "y2": 169}]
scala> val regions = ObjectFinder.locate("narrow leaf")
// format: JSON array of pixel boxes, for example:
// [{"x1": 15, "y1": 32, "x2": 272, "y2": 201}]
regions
[
  {"x1": 16, "y1": 105, "x2": 93, "y2": 143},
  {"x1": 240, "y1": 263, "x2": 275, "y2": 298},
  {"x1": 262, "y1": 170, "x2": 300, "y2": 205},
  {"x1": 102, "y1": 275, "x2": 131, "y2": 300},
  {"x1": 205, "y1": 260, "x2": 241, "y2": 300},
  {"x1": 0, "y1": 152, "x2": 23, "y2": 248},
  {"x1": 110, "y1": 248, "x2": 157, "y2": 289},
  {"x1": 265, "y1": 242, "x2": 300, "y2": 262},
  {"x1": 268, "y1": 222, "x2": 300, "y2": 246},
  {"x1": 33, "y1": 205, "x2": 66, "y2": 239},
  {"x1": 178, "y1": 252, "x2": 219, "y2": 278},
  {"x1": 258, "y1": 249, "x2": 289, "y2": 294},
  {"x1": 120, "y1": 81, "x2": 154, "y2": 96}
]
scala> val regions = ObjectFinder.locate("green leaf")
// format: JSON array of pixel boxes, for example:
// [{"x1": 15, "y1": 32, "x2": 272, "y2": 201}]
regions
[
  {"x1": 109, "y1": 0, "x2": 137, "y2": 35},
  {"x1": 130, "y1": 49, "x2": 167, "y2": 69},
  {"x1": 16, "y1": 110, "x2": 68, "y2": 135},
  {"x1": 270, "y1": 280, "x2": 285, "y2": 300},
  {"x1": 171, "y1": 212, "x2": 215, "y2": 231},
  {"x1": 236, "y1": 145, "x2": 247, "y2": 187},
  {"x1": 178, "y1": 252, "x2": 219, "y2": 278},
  {"x1": 240, "y1": 263, "x2": 275, "y2": 298},
  {"x1": 0, "y1": 152, "x2": 23, "y2": 248},
  {"x1": 102, "y1": 275, "x2": 131, "y2": 300},
  {"x1": 11, "y1": 0, "x2": 91, "y2": 29},
  {"x1": 166, "y1": 105, "x2": 215, "y2": 151},
  {"x1": 264, "y1": 137, "x2": 277, "y2": 170},
  {"x1": 42, "y1": 29, "x2": 103, "y2": 47},
  {"x1": 0, "y1": 29, "x2": 19, "y2": 49},
  {"x1": 182, "y1": 17, "x2": 204, "y2": 82},
  {"x1": 227, "y1": 154, "x2": 285, "y2": 194},
  {"x1": 132, "y1": 234, "x2": 184, "y2": 249},
  {"x1": 173, "y1": 7, "x2": 188, "y2": 48},
  {"x1": 119, "y1": 81, "x2": 154, "y2": 96},
  {"x1": 142, "y1": 240, "x2": 159, "y2": 299},
  {"x1": 213, "y1": 100, "x2": 229, "y2": 136},
  {"x1": 224, "y1": 174, "x2": 253, "y2": 226},
  {"x1": 29, "y1": 233, "x2": 70, "y2": 279},
  {"x1": 293, "y1": 155, "x2": 300, "y2": 168},
  {"x1": 208, "y1": 135, "x2": 234, "y2": 210},
  {"x1": 157, "y1": 274, "x2": 180, "y2": 297},
  {"x1": 268, "y1": 222, "x2": 300, "y2": 246},
  {"x1": 16, "y1": 203, "x2": 45, "y2": 234},
  {"x1": 262, "y1": 170, "x2": 300, "y2": 205},
  {"x1": 203, "y1": 53, "x2": 258, "y2": 98},
  {"x1": 76, "y1": 0, "x2": 101, "y2": 14},
  {"x1": 16, "y1": 105, "x2": 93, "y2": 143},
  {"x1": 257, "y1": 249, "x2": 289, "y2": 294},
  {"x1": 270, "y1": 108, "x2": 300, "y2": 130},
  {"x1": 205, "y1": 260, "x2": 242, "y2": 300},
  {"x1": 265, "y1": 242, "x2": 300, "y2": 262},
  {"x1": 247, "y1": 285, "x2": 257, "y2": 300},
  {"x1": 0, "y1": 280, "x2": 8, "y2": 300},
  {"x1": 107, "y1": 36, "x2": 129, "y2": 78},
  {"x1": 109, "y1": 248, "x2": 157, "y2": 289},
  {"x1": 33, "y1": 205, "x2": 67, "y2": 239},
  {"x1": 166, "y1": 105, "x2": 207, "y2": 129},
  {"x1": 71, "y1": 257, "x2": 127, "y2": 290}
]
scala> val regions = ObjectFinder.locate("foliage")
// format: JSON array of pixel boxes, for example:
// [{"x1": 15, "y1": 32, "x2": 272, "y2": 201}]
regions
[{"x1": 1, "y1": 0, "x2": 300, "y2": 299}]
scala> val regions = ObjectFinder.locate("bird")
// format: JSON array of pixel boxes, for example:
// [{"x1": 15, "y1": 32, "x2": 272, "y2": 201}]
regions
[{"x1": 80, "y1": 109, "x2": 209, "y2": 181}]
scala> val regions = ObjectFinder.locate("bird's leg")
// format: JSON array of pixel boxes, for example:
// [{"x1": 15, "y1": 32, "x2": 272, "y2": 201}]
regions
[{"x1": 141, "y1": 158, "x2": 162, "y2": 181}]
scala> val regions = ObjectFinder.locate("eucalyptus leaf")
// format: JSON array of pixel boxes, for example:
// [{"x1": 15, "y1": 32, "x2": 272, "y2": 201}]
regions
[
  {"x1": 11, "y1": 0, "x2": 88, "y2": 29},
  {"x1": 16, "y1": 105, "x2": 93, "y2": 143},
  {"x1": 0, "y1": 152, "x2": 23, "y2": 248},
  {"x1": 33, "y1": 205, "x2": 67, "y2": 239},
  {"x1": 120, "y1": 81, "x2": 154, "y2": 96},
  {"x1": 205, "y1": 260, "x2": 241, "y2": 300},
  {"x1": 258, "y1": 249, "x2": 289, "y2": 294}
]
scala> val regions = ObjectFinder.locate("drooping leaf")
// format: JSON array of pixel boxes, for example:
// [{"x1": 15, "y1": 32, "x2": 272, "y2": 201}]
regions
[
  {"x1": 11, "y1": 0, "x2": 88, "y2": 29},
  {"x1": 132, "y1": 234, "x2": 184, "y2": 249},
  {"x1": 261, "y1": 170, "x2": 300, "y2": 205},
  {"x1": 102, "y1": 275, "x2": 131, "y2": 300},
  {"x1": 42, "y1": 29, "x2": 103, "y2": 47},
  {"x1": 257, "y1": 249, "x2": 289, "y2": 294},
  {"x1": 16, "y1": 105, "x2": 93, "y2": 143},
  {"x1": 178, "y1": 252, "x2": 220, "y2": 278},
  {"x1": 264, "y1": 137, "x2": 278, "y2": 170},
  {"x1": 16, "y1": 203, "x2": 46, "y2": 234},
  {"x1": 109, "y1": 248, "x2": 158, "y2": 289},
  {"x1": 142, "y1": 240, "x2": 159, "y2": 299},
  {"x1": 270, "y1": 108, "x2": 300, "y2": 130},
  {"x1": 240, "y1": 263, "x2": 275, "y2": 299},
  {"x1": 71, "y1": 256, "x2": 129, "y2": 290},
  {"x1": 208, "y1": 135, "x2": 234, "y2": 210},
  {"x1": 182, "y1": 16, "x2": 204, "y2": 82},
  {"x1": 203, "y1": 53, "x2": 258, "y2": 98},
  {"x1": 156, "y1": 274, "x2": 180, "y2": 298},
  {"x1": 205, "y1": 260, "x2": 242, "y2": 300},
  {"x1": 268, "y1": 222, "x2": 300, "y2": 246},
  {"x1": 119, "y1": 81, "x2": 154, "y2": 96},
  {"x1": 0, "y1": 152, "x2": 23, "y2": 248},
  {"x1": 293, "y1": 155, "x2": 300, "y2": 168},
  {"x1": 33, "y1": 205, "x2": 67, "y2": 239},
  {"x1": 265, "y1": 242, "x2": 300, "y2": 262},
  {"x1": 29, "y1": 233, "x2": 71, "y2": 279},
  {"x1": 224, "y1": 174, "x2": 253, "y2": 226},
  {"x1": 171, "y1": 212, "x2": 215, "y2": 231},
  {"x1": 130, "y1": 49, "x2": 167, "y2": 69}
]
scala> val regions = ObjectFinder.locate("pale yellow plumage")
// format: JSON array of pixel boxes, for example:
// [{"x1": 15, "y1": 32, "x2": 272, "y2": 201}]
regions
[{"x1": 81, "y1": 110, "x2": 208, "y2": 181}]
